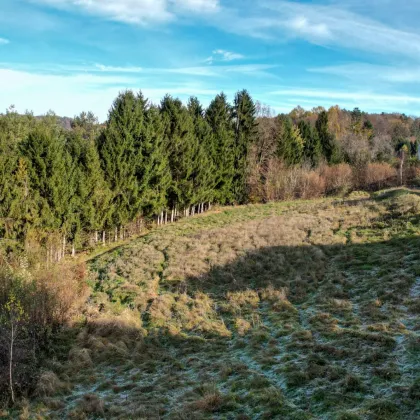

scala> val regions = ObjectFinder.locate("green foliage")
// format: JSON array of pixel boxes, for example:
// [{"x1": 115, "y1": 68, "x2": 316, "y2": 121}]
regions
[
  {"x1": 276, "y1": 115, "x2": 304, "y2": 166},
  {"x1": 97, "y1": 91, "x2": 144, "y2": 227},
  {"x1": 206, "y1": 93, "x2": 236, "y2": 205},
  {"x1": 316, "y1": 111, "x2": 341, "y2": 164},
  {"x1": 298, "y1": 120, "x2": 322, "y2": 167},
  {"x1": 232, "y1": 90, "x2": 257, "y2": 203}
]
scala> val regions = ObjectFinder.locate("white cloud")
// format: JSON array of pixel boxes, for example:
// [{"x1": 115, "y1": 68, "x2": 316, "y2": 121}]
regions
[
  {"x1": 269, "y1": 88, "x2": 420, "y2": 103},
  {"x1": 212, "y1": 1, "x2": 420, "y2": 61},
  {"x1": 204, "y1": 49, "x2": 244, "y2": 65},
  {"x1": 309, "y1": 63, "x2": 420, "y2": 84},
  {"x1": 288, "y1": 16, "x2": 331, "y2": 40},
  {"x1": 268, "y1": 87, "x2": 420, "y2": 113},
  {"x1": 32, "y1": 0, "x2": 219, "y2": 24},
  {"x1": 0, "y1": 62, "x2": 273, "y2": 120},
  {"x1": 173, "y1": 0, "x2": 219, "y2": 12},
  {"x1": 0, "y1": 37, "x2": 10, "y2": 45},
  {"x1": 94, "y1": 64, "x2": 143, "y2": 73},
  {"x1": 212, "y1": 49, "x2": 244, "y2": 61}
]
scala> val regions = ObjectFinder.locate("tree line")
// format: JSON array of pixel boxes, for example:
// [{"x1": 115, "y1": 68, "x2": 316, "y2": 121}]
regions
[{"x1": 1, "y1": 92, "x2": 419, "y2": 261}]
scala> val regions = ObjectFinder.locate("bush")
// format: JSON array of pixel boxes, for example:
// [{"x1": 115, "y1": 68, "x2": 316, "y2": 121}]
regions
[
  {"x1": 354, "y1": 163, "x2": 397, "y2": 190},
  {"x1": 322, "y1": 164, "x2": 353, "y2": 195},
  {"x1": 392, "y1": 193, "x2": 420, "y2": 215},
  {"x1": 0, "y1": 260, "x2": 88, "y2": 404}
]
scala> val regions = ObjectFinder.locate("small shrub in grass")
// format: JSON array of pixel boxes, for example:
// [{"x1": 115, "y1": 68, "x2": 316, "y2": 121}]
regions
[
  {"x1": 367, "y1": 399, "x2": 399, "y2": 419},
  {"x1": 285, "y1": 370, "x2": 309, "y2": 387},
  {"x1": 342, "y1": 375, "x2": 364, "y2": 393},
  {"x1": 336, "y1": 412, "x2": 361, "y2": 420},
  {"x1": 78, "y1": 393, "x2": 105, "y2": 417},
  {"x1": 192, "y1": 389, "x2": 225, "y2": 413},
  {"x1": 347, "y1": 191, "x2": 370, "y2": 200},
  {"x1": 234, "y1": 318, "x2": 251, "y2": 336},
  {"x1": 35, "y1": 371, "x2": 67, "y2": 397},
  {"x1": 409, "y1": 378, "x2": 420, "y2": 400},
  {"x1": 391, "y1": 193, "x2": 420, "y2": 215},
  {"x1": 250, "y1": 330, "x2": 270, "y2": 346}
]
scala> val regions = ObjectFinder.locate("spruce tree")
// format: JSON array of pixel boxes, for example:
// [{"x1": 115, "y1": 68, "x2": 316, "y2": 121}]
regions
[
  {"x1": 316, "y1": 111, "x2": 341, "y2": 164},
  {"x1": 298, "y1": 120, "x2": 322, "y2": 167},
  {"x1": 232, "y1": 90, "x2": 257, "y2": 203},
  {"x1": 97, "y1": 91, "x2": 144, "y2": 231},
  {"x1": 188, "y1": 97, "x2": 216, "y2": 209},
  {"x1": 276, "y1": 115, "x2": 304, "y2": 166},
  {"x1": 206, "y1": 93, "x2": 235, "y2": 205},
  {"x1": 21, "y1": 122, "x2": 76, "y2": 251},
  {"x1": 160, "y1": 95, "x2": 198, "y2": 214},
  {"x1": 139, "y1": 104, "x2": 172, "y2": 218}
]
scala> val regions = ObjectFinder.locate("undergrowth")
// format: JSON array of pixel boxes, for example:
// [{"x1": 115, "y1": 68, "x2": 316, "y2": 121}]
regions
[{"x1": 6, "y1": 190, "x2": 420, "y2": 419}]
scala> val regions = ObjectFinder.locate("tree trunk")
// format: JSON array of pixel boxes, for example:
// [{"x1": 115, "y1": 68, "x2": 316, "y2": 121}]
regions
[
  {"x1": 399, "y1": 152, "x2": 405, "y2": 186},
  {"x1": 114, "y1": 227, "x2": 118, "y2": 242},
  {"x1": 72, "y1": 243, "x2": 76, "y2": 257},
  {"x1": 165, "y1": 211, "x2": 168, "y2": 224},
  {"x1": 102, "y1": 231, "x2": 106, "y2": 245},
  {"x1": 9, "y1": 324, "x2": 15, "y2": 404},
  {"x1": 171, "y1": 208, "x2": 174, "y2": 223},
  {"x1": 95, "y1": 230, "x2": 98, "y2": 243},
  {"x1": 62, "y1": 236, "x2": 66, "y2": 259}
]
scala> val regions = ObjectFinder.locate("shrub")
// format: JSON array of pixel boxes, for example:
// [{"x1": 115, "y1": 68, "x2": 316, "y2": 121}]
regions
[
  {"x1": 392, "y1": 193, "x2": 420, "y2": 215},
  {"x1": 322, "y1": 164, "x2": 353, "y2": 195},
  {"x1": 0, "y1": 260, "x2": 88, "y2": 404}
]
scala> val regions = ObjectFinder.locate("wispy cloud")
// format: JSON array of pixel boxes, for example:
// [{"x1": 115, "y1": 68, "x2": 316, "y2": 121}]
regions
[
  {"x1": 4, "y1": 62, "x2": 275, "y2": 78},
  {"x1": 95, "y1": 64, "x2": 143, "y2": 73},
  {"x1": 0, "y1": 67, "x2": 220, "y2": 119},
  {"x1": 309, "y1": 63, "x2": 420, "y2": 84},
  {"x1": 32, "y1": 0, "x2": 219, "y2": 24},
  {"x1": 0, "y1": 37, "x2": 10, "y2": 45},
  {"x1": 206, "y1": 49, "x2": 245, "y2": 64},
  {"x1": 269, "y1": 87, "x2": 420, "y2": 104},
  {"x1": 213, "y1": 1, "x2": 420, "y2": 61},
  {"x1": 268, "y1": 87, "x2": 420, "y2": 113}
]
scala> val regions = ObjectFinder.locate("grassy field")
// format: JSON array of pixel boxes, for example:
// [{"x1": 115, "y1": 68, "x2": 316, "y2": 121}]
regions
[{"x1": 13, "y1": 189, "x2": 420, "y2": 419}]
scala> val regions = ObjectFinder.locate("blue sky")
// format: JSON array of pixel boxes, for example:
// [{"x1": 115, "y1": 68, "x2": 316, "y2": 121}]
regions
[{"x1": 1, "y1": 0, "x2": 420, "y2": 120}]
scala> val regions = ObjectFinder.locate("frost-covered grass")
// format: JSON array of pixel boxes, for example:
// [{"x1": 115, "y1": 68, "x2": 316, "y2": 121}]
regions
[{"x1": 14, "y1": 191, "x2": 420, "y2": 419}]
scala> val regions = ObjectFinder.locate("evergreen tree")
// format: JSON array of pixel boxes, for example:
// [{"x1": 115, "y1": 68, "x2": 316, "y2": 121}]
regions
[
  {"x1": 232, "y1": 90, "x2": 257, "y2": 203},
  {"x1": 160, "y1": 95, "x2": 198, "y2": 213},
  {"x1": 188, "y1": 97, "x2": 216, "y2": 208},
  {"x1": 206, "y1": 93, "x2": 235, "y2": 205},
  {"x1": 316, "y1": 111, "x2": 341, "y2": 163},
  {"x1": 276, "y1": 115, "x2": 304, "y2": 166},
  {"x1": 298, "y1": 120, "x2": 322, "y2": 167},
  {"x1": 140, "y1": 104, "x2": 172, "y2": 218},
  {"x1": 20, "y1": 122, "x2": 76, "y2": 243},
  {"x1": 97, "y1": 91, "x2": 144, "y2": 230}
]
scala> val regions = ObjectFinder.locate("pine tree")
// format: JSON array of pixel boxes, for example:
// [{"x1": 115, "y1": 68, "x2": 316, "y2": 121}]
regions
[
  {"x1": 160, "y1": 95, "x2": 198, "y2": 214},
  {"x1": 276, "y1": 115, "x2": 304, "y2": 166},
  {"x1": 188, "y1": 97, "x2": 216, "y2": 210},
  {"x1": 21, "y1": 122, "x2": 76, "y2": 256},
  {"x1": 97, "y1": 91, "x2": 144, "y2": 231},
  {"x1": 206, "y1": 93, "x2": 235, "y2": 205},
  {"x1": 139, "y1": 104, "x2": 172, "y2": 218},
  {"x1": 298, "y1": 120, "x2": 322, "y2": 167},
  {"x1": 232, "y1": 90, "x2": 257, "y2": 203},
  {"x1": 316, "y1": 111, "x2": 341, "y2": 164}
]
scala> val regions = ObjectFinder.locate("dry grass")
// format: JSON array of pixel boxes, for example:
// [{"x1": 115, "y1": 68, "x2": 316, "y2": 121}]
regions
[{"x1": 14, "y1": 190, "x2": 420, "y2": 419}]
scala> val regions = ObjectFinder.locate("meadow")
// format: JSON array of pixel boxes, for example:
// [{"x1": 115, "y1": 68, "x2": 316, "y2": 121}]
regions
[{"x1": 9, "y1": 189, "x2": 420, "y2": 419}]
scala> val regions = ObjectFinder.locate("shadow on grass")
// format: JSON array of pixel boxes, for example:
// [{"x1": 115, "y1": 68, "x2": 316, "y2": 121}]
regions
[{"x1": 23, "y1": 236, "x2": 420, "y2": 419}]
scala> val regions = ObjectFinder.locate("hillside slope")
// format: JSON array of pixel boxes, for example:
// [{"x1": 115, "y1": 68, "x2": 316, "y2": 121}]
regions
[{"x1": 20, "y1": 192, "x2": 420, "y2": 419}]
